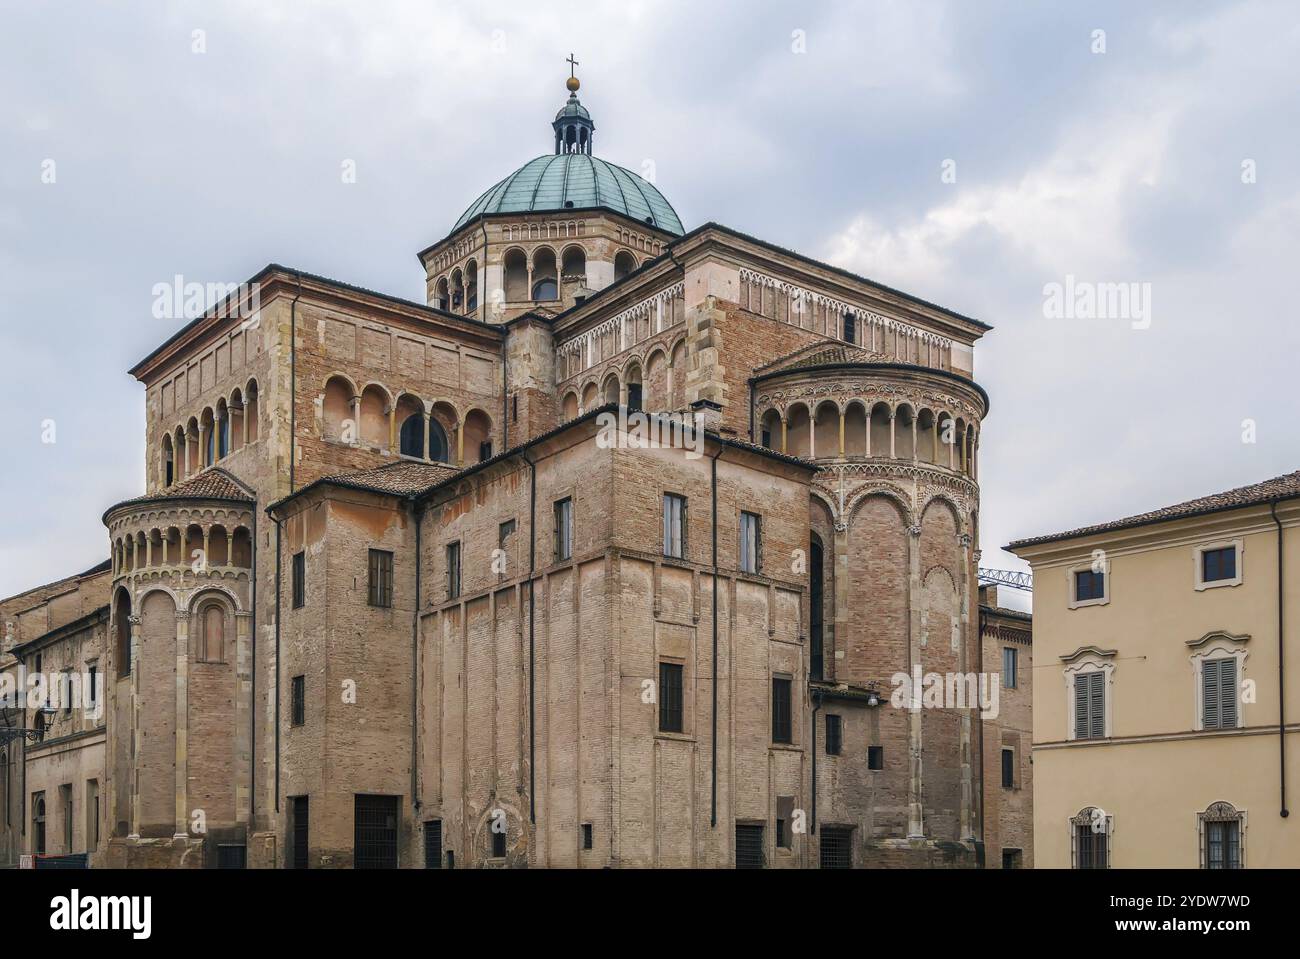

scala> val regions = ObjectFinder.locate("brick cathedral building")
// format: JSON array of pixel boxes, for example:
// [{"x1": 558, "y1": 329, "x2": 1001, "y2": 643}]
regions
[{"x1": 1, "y1": 73, "x2": 1029, "y2": 868}]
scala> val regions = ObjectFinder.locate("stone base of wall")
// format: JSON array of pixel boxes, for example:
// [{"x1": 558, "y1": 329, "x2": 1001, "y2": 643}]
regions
[
  {"x1": 100, "y1": 836, "x2": 206, "y2": 869},
  {"x1": 861, "y1": 837, "x2": 979, "y2": 869},
  {"x1": 247, "y1": 831, "x2": 278, "y2": 869}
]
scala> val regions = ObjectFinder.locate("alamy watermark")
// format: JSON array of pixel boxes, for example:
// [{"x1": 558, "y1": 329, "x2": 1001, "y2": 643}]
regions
[
  {"x1": 594, "y1": 407, "x2": 705, "y2": 460},
  {"x1": 1043, "y1": 274, "x2": 1151, "y2": 330},
  {"x1": 151, "y1": 275, "x2": 261, "y2": 325}
]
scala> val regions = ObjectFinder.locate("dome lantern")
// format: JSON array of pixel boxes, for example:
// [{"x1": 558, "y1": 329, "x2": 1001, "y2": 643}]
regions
[{"x1": 553, "y1": 54, "x2": 594, "y2": 155}]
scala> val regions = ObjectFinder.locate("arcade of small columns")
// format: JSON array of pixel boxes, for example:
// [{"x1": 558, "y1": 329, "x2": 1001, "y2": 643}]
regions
[
  {"x1": 321, "y1": 375, "x2": 495, "y2": 467},
  {"x1": 756, "y1": 386, "x2": 981, "y2": 478},
  {"x1": 111, "y1": 518, "x2": 253, "y2": 577},
  {"x1": 161, "y1": 378, "x2": 260, "y2": 488}
]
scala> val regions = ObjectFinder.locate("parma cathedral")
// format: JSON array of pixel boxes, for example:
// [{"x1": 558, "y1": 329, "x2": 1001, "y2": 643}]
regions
[{"x1": 0, "y1": 70, "x2": 1031, "y2": 869}]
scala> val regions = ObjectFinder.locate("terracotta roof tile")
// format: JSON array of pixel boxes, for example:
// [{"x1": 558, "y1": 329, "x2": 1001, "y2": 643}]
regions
[
  {"x1": 106, "y1": 468, "x2": 255, "y2": 517},
  {"x1": 755, "y1": 339, "x2": 886, "y2": 375},
  {"x1": 320, "y1": 461, "x2": 462, "y2": 496},
  {"x1": 1008, "y1": 470, "x2": 1300, "y2": 549}
]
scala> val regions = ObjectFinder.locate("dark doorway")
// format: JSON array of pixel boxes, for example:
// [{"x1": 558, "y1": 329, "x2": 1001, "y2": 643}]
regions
[
  {"x1": 291, "y1": 796, "x2": 309, "y2": 869},
  {"x1": 354, "y1": 795, "x2": 399, "y2": 869}
]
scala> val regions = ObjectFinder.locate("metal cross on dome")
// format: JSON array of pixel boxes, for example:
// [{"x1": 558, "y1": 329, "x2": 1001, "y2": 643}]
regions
[{"x1": 567, "y1": 53, "x2": 579, "y2": 78}]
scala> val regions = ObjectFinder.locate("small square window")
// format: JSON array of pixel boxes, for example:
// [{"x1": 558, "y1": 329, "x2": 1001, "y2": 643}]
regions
[
  {"x1": 867, "y1": 745, "x2": 884, "y2": 770},
  {"x1": 1074, "y1": 569, "x2": 1105, "y2": 603},
  {"x1": 1203, "y1": 546, "x2": 1236, "y2": 583}
]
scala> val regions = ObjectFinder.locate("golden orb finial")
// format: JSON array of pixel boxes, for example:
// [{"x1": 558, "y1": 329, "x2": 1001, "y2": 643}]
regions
[{"x1": 566, "y1": 53, "x2": 580, "y2": 92}]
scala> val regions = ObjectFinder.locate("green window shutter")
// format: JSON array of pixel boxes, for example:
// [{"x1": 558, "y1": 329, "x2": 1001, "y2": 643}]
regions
[
  {"x1": 1088, "y1": 671, "x2": 1106, "y2": 739},
  {"x1": 1203, "y1": 659, "x2": 1221, "y2": 728},
  {"x1": 1074, "y1": 675, "x2": 1090, "y2": 738},
  {"x1": 1219, "y1": 658, "x2": 1238, "y2": 728}
]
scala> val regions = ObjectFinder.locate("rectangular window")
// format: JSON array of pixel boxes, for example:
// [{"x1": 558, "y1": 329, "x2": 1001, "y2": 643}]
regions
[
  {"x1": 581, "y1": 823, "x2": 593, "y2": 850},
  {"x1": 291, "y1": 675, "x2": 305, "y2": 727},
  {"x1": 1075, "y1": 824, "x2": 1108, "y2": 869},
  {"x1": 1073, "y1": 671, "x2": 1106, "y2": 739},
  {"x1": 772, "y1": 677, "x2": 792, "y2": 744},
  {"x1": 491, "y1": 827, "x2": 507, "y2": 859},
  {"x1": 1074, "y1": 568, "x2": 1105, "y2": 602},
  {"x1": 291, "y1": 551, "x2": 305, "y2": 609},
  {"x1": 1205, "y1": 820, "x2": 1241, "y2": 869},
  {"x1": 739, "y1": 511, "x2": 761, "y2": 574},
  {"x1": 88, "y1": 664, "x2": 98, "y2": 713},
  {"x1": 1002, "y1": 646, "x2": 1018, "y2": 689},
  {"x1": 554, "y1": 498, "x2": 573, "y2": 563},
  {"x1": 867, "y1": 745, "x2": 884, "y2": 770},
  {"x1": 479, "y1": 440, "x2": 493, "y2": 462},
  {"x1": 62, "y1": 670, "x2": 73, "y2": 716},
  {"x1": 658, "y1": 662, "x2": 684, "y2": 733},
  {"x1": 775, "y1": 817, "x2": 788, "y2": 849},
  {"x1": 1001, "y1": 748, "x2": 1015, "y2": 789},
  {"x1": 367, "y1": 549, "x2": 393, "y2": 608},
  {"x1": 735, "y1": 823, "x2": 765, "y2": 869},
  {"x1": 499, "y1": 519, "x2": 516, "y2": 548},
  {"x1": 1002, "y1": 848, "x2": 1023, "y2": 869},
  {"x1": 820, "y1": 826, "x2": 853, "y2": 869},
  {"x1": 1202, "y1": 657, "x2": 1239, "y2": 729},
  {"x1": 1202, "y1": 546, "x2": 1237, "y2": 583},
  {"x1": 446, "y1": 541, "x2": 462, "y2": 600},
  {"x1": 86, "y1": 779, "x2": 99, "y2": 848},
  {"x1": 60, "y1": 784, "x2": 72, "y2": 852},
  {"x1": 825, "y1": 714, "x2": 842, "y2": 755},
  {"x1": 663, "y1": 493, "x2": 686, "y2": 559},
  {"x1": 424, "y1": 819, "x2": 442, "y2": 869}
]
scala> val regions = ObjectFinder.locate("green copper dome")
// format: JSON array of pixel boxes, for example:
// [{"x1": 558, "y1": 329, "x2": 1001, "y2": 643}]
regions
[{"x1": 453, "y1": 153, "x2": 684, "y2": 235}]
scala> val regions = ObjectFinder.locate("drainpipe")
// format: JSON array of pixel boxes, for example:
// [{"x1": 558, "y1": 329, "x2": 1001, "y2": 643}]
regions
[
  {"x1": 523, "y1": 452, "x2": 538, "y2": 824},
  {"x1": 710, "y1": 444, "x2": 723, "y2": 828},
  {"x1": 977, "y1": 603, "x2": 986, "y2": 859},
  {"x1": 810, "y1": 689, "x2": 821, "y2": 836},
  {"x1": 411, "y1": 501, "x2": 423, "y2": 811},
  {"x1": 1270, "y1": 499, "x2": 1289, "y2": 818},
  {"x1": 250, "y1": 506, "x2": 257, "y2": 828},
  {"x1": 273, "y1": 516, "x2": 282, "y2": 813}
]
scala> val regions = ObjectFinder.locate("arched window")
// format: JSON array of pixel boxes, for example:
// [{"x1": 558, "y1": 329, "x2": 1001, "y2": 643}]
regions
[
  {"x1": 532, "y1": 248, "x2": 558, "y2": 301},
  {"x1": 1199, "y1": 802, "x2": 1244, "y2": 869},
  {"x1": 244, "y1": 381, "x2": 259, "y2": 443},
  {"x1": 434, "y1": 277, "x2": 450, "y2": 311},
  {"x1": 32, "y1": 794, "x2": 46, "y2": 856},
  {"x1": 465, "y1": 260, "x2": 478, "y2": 312},
  {"x1": 201, "y1": 408, "x2": 215, "y2": 465},
  {"x1": 614, "y1": 250, "x2": 637, "y2": 281},
  {"x1": 504, "y1": 249, "x2": 528, "y2": 301},
  {"x1": 216, "y1": 399, "x2": 230, "y2": 459},
  {"x1": 561, "y1": 246, "x2": 587, "y2": 283},
  {"x1": 463, "y1": 409, "x2": 494, "y2": 463},
  {"x1": 197, "y1": 600, "x2": 226, "y2": 662},
  {"x1": 113, "y1": 589, "x2": 132, "y2": 678},
  {"x1": 428, "y1": 418, "x2": 449, "y2": 464},
  {"x1": 162, "y1": 434, "x2": 174, "y2": 487},
  {"x1": 399, "y1": 413, "x2": 425, "y2": 458},
  {"x1": 625, "y1": 363, "x2": 643, "y2": 412}
]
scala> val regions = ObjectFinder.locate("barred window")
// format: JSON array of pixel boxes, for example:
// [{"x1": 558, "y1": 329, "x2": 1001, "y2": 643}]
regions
[
  {"x1": 659, "y1": 662, "x2": 683, "y2": 733},
  {"x1": 367, "y1": 549, "x2": 393, "y2": 608}
]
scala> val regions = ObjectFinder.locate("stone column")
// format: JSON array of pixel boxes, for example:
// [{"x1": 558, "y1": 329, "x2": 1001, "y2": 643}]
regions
[
  {"x1": 780, "y1": 419, "x2": 787, "y2": 455},
  {"x1": 174, "y1": 610, "x2": 189, "y2": 839},
  {"x1": 838, "y1": 410, "x2": 846, "y2": 457},
  {"x1": 388, "y1": 406, "x2": 397, "y2": 451},
  {"x1": 128, "y1": 613, "x2": 143, "y2": 839},
  {"x1": 350, "y1": 396, "x2": 361, "y2": 446},
  {"x1": 456, "y1": 425, "x2": 465, "y2": 466},
  {"x1": 889, "y1": 413, "x2": 897, "y2": 459},
  {"x1": 424, "y1": 411, "x2": 434, "y2": 463}
]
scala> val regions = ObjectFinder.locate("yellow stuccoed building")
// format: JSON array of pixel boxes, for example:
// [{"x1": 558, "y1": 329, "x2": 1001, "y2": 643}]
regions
[{"x1": 1009, "y1": 471, "x2": 1300, "y2": 868}]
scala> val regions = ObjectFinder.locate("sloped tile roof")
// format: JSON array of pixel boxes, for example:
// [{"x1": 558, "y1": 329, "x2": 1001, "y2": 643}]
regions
[
  {"x1": 105, "y1": 468, "x2": 255, "y2": 520},
  {"x1": 755, "y1": 339, "x2": 886, "y2": 375},
  {"x1": 319, "y1": 460, "x2": 463, "y2": 496},
  {"x1": 1008, "y1": 470, "x2": 1300, "y2": 549}
]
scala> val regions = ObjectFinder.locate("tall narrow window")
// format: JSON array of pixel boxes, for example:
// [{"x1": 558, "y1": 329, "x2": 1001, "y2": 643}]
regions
[
  {"x1": 479, "y1": 440, "x2": 493, "y2": 462},
  {"x1": 581, "y1": 823, "x2": 593, "y2": 850},
  {"x1": 291, "y1": 551, "x2": 305, "y2": 609},
  {"x1": 446, "y1": 542, "x2": 461, "y2": 600},
  {"x1": 32, "y1": 793, "x2": 45, "y2": 856},
  {"x1": 1001, "y1": 748, "x2": 1015, "y2": 788},
  {"x1": 424, "y1": 819, "x2": 443, "y2": 869},
  {"x1": 87, "y1": 779, "x2": 99, "y2": 848},
  {"x1": 200, "y1": 603, "x2": 225, "y2": 662},
  {"x1": 291, "y1": 675, "x2": 305, "y2": 727},
  {"x1": 491, "y1": 827, "x2": 507, "y2": 858},
  {"x1": 1074, "y1": 817, "x2": 1109, "y2": 869},
  {"x1": 739, "y1": 511, "x2": 761, "y2": 574},
  {"x1": 60, "y1": 784, "x2": 72, "y2": 852},
  {"x1": 291, "y1": 796, "x2": 309, "y2": 869},
  {"x1": 1201, "y1": 803, "x2": 1243, "y2": 869},
  {"x1": 1002, "y1": 646, "x2": 1018, "y2": 689},
  {"x1": 627, "y1": 382, "x2": 643, "y2": 412},
  {"x1": 1202, "y1": 657, "x2": 1239, "y2": 730},
  {"x1": 772, "y1": 676, "x2": 792, "y2": 744},
  {"x1": 368, "y1": 549, "x2": 393, "y2": 608},
  {"x1": 553, "y1": 498, "x2": 573, "y2": 563},
  {"x1": 663, "y1": 493, "x2": 686, "y2": 559},
  {"x1": 1073, "y1": 671, "x2": 1106, "y2": 739},
  {"x1": 87, "y1": 664, "x2": 98, "y2": 715},
  {"x1": 659, "y1": 662, "x2": 684, "y2": 733},
  {"x1": 825, "y1": 714, "x2": 842, "y2": 755},
  {"x1": 842, "y1": 312, "x2": 856, "y2": 345}
]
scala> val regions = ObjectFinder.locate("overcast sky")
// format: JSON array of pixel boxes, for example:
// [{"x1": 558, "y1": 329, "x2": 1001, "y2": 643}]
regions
[{"x1": 2, "y1": 0, "x2": 1297, "y2": 609}]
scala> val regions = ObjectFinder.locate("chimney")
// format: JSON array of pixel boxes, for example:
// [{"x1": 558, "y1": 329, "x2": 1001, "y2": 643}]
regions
[{"x1": 689, "y1": 398, "x2": 723, "y2": 434}]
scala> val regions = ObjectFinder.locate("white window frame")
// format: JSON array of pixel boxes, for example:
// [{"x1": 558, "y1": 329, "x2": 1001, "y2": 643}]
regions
[
  {"x1": 1061, "y1": 646, "x2": 1117, "y2": 741},
  {"x1": 1187, "y1": 631, "x2": 1249, "y2": 732},
  {"x1": 1197, "y1": 801, "x2": 1246, "y2": 869},
  {"x1": 1193, "y1": 538, "x2": 1243, "y2": 591},
  {"x1": 1066, "y1": 558, "x2": 1110, "y2": 609}
]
